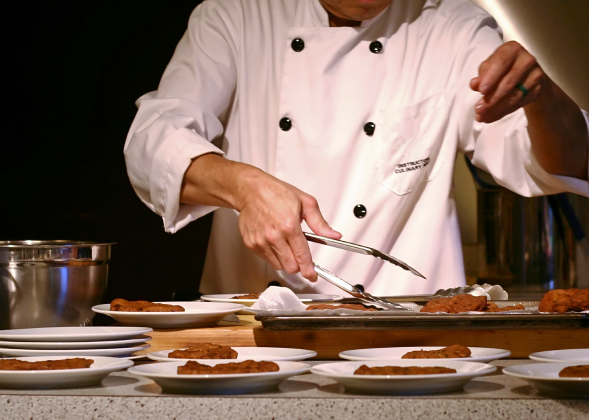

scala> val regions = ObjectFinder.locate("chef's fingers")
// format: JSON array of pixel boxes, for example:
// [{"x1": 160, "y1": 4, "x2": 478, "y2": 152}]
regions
[
  {"x1": 287, "y1": 232, "x2": 317, "y2": 281},
  {"x1": 239, "y1": 225, "x2": 284, "y2": 271},
  {"x1": 476, "y1": 68, "x2": 543, "y2": 123},
  {"x1": 268, "y1": 229, "x2": 306, "y2": 274},
  {"x1": 470, "y1": 41, "x2": 523, "y2": 96},
  {"x1": 470, "y1": 41, "x2": 545, "y2": 123},
  {"x1": 475, "y1": 54, "x2": 539, "y2": 118},
  {"x1": 300, "y1": 194, "x2": 342, "y2": 240}
]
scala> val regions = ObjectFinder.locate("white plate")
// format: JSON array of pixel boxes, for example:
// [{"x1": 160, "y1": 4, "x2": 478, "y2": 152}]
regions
[
  {"x1": 0, "y1": 344, "x2": 150, "y2": 358},
  {"x1": 148, "y1": 347, "x2": 317, "y2": 362},
  {"x1": 0, "y1": 356, "x2": 133, "y2": 389},
  {"x1": 92, "y1": 302, "x2": 245, "y2": 328},
  {"x1": 0, "y1": 336, "x2": 152, "y2": 350},
  {"x1": 128, "y1": 360, "x2": 310, "y2": 394},
  {"x1": 503, "y1": 362, "x2": 589, "y2": 398},
  {"x1": 339, "y1": 347, "x2": 511, "y2": 363},
  {"x1": 201, "y1": 294, "x2": 343, "y2": 307},
  {"x1": 0, "y1": 326, "x2": 153, "y2": 342},
  {"x1": 529, "y1": 349, "x2": 589, "y2": 363},
  {"x1": 311, "y1": 360, "x2": 496, "y2": 395}
]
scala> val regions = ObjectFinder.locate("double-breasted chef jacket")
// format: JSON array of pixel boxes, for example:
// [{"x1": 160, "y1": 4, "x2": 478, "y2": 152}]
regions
[{"x1": 124, "y1": 0, "x2": 589, "y2": 295}]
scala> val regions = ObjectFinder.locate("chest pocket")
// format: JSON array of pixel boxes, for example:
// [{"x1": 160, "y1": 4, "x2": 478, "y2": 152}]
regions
[{"x1": 379, "y1": 93, "x2": 449, "y2": 196}]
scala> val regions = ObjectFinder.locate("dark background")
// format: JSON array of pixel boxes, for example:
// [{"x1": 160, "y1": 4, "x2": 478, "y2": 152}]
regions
[{"x1": 3, "y1": 1, "x2": 209, "y2": 304}]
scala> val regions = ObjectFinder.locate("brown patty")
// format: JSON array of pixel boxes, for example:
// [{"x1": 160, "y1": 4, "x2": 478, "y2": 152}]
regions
[
  {"x1": 177, "y1": 360, "x2": 279, "y2": 374},
  {"x1": 231, "y1": 293, "x2": 261, "y2": 299},
  {"x1": 168, "y1": 343, "x2": 238, "y2": 359},
  {"x1": 538, "y1": 289, "x2": 589, "y2": 313},
  {"x1": 402, "y1": 345, "x2": 471, "y2": 359},
  {"x1": 559, "y1": 365, "x2": 589, "y2": 378},
  {"x1": 110, "y1": 298, "x2": 185, "y2": 312},
  {"x1": 420, "y1": 294, "x2": 488, "y2": 313},
  {"x1": 354, "y1": 365, "x2": 457, "y2": 375},
  {"x1": 484, "y1": 303, "x2": 526, "y2": 312},
  {"x1": 0, "y1": 358, "x2": 94, "y2": 370}
]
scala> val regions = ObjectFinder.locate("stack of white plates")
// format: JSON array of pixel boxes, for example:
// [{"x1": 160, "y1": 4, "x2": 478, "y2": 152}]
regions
[{"x1": 0, "y1": 326, "x2": 153, "y2": 359}]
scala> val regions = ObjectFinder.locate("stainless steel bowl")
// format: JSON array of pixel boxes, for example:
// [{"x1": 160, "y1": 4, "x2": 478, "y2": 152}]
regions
[{"x1": 0, "y1": 241, "x2": 114, "y2": 329}]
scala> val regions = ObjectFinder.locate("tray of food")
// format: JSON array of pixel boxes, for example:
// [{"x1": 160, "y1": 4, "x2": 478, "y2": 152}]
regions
[{"x1": 254, "y1": 289, "x2": 588, "y2": 330}]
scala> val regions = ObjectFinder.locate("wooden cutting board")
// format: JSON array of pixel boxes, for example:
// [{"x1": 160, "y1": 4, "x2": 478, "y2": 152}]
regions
[{"x1": 139, "y1": 316, "x2": 588, "y2": 359}]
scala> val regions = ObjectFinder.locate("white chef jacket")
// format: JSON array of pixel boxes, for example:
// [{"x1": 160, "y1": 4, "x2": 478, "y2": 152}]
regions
[{"x1": 124, "y1": 0, "x2": 589, "y2": 295}]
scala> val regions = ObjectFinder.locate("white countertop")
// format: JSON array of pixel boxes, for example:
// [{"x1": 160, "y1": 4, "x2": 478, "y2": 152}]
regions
[{"x1": 1, "y1": 359, "x2": 587, "y2": 420}]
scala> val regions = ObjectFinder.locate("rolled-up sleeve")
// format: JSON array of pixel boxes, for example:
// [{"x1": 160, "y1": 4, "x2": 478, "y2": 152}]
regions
[
  {"x1": 455, "y1": 15, "x2": 589, "y2": 197},
  {"x1": 124, "y1": 2, "x2": 239, "y2": 232}
]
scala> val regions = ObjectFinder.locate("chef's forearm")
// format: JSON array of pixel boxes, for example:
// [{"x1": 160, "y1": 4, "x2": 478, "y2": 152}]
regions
[
  {"x1": 524, "y1": 81, "x2": 589, "y2": 180},
  {"x1": 180, "y1": 153, "x2": 259, "y2": 210}
]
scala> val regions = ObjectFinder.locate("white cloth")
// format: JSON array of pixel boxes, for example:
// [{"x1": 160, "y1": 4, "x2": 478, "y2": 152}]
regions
[
  {"x1": 250, "y1": 286, "x2": 307, "y2": 311},
  {"x1": 124, "y1": 0, "x2": 589, "y2": 295}
]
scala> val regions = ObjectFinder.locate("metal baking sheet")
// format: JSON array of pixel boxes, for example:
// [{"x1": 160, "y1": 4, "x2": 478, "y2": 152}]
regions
[{"x1": 255, "y1": 300, "x2": 589, "y2": 330}]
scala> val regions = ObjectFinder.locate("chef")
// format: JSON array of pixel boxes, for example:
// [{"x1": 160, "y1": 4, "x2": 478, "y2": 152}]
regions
[{"x1": 124, "y1": 0, "x2": 589, "y2": 295}]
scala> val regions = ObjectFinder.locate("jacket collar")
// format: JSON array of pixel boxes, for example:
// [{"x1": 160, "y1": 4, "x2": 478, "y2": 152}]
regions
[{"x1": 306, "y1": 0, "x2": 442, "y2": 28}]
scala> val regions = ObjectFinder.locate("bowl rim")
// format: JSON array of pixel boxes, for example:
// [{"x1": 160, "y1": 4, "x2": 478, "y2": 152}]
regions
[{"x1": 0, "y1": 240, "x2": 116, "y2": 248}]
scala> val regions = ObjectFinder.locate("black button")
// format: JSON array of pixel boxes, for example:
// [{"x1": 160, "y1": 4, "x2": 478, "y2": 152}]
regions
[
  {"x1": 354, "y1": 204, "x2": 367, "y2": 218},
  {"x1": 364, "y1": 122, "x2": 375, "y2": 136},
  {"x1": 354, "y1": 284, "x2": 365, "y2": 292},
  {"x1": 291, "y1": 38, "x2": 305, "y2": 52},
  {"x1": 267, "y1": 281, "x2": 281, "y2": 287},
  {"x1": 369, "y1": 40, "x2": 383, "y2": 54},
  {"x1": 279, "y1": 117, "x2": 292, "y2": 131}
]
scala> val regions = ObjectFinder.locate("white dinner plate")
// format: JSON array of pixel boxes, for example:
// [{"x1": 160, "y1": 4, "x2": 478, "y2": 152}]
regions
[
  {"x1": 0, "y1": 326, "x2": 153, "y2": 342},
  {"x1": 311, "y1": 360, "x2": 496, "y2": 395},
  {"x1": 0, "y1": 344, "x2": 150, "y2": 358},
  {"x1": 503, "y1": 362, "x2": 589, "y2": 398},
  {"x1": 339, "y1": 346, "x2": 511, "y2": 363},
  {"x1": 92, "y1": 302, "x2": 245, "y2": 328},
  {"x1": 201, "y1": 294, "x2": 343, "y2": 307},
  {"x1": 128, "y1": 360, "x2": 310, "y2": 394},
  {"x1": 148, "y1": 347, "x2": 317, "y2": 362},
  {"x1": 0, "y1": 336, "x2": 152, "y2": 350},
  {"x1": 0, "y1": 356, "x2": 133, "y2": 389},
  {"x1": 529, "y1": 349, "x2": 589, "y2": 363}
]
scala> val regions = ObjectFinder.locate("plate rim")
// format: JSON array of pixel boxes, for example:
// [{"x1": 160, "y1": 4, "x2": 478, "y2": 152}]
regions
[
  {"x1": 147, "y1": 347, "x2": 317, "y2": 362},
  {"x1": 0, "y1": 326, "x2": 153, "y2": 342},
  {"x1": 528, "y1": 348, "x2": 589, "y2": 363},
  {"x1": 311, "y1": 360, "x2": 496, "y2": 380},
  {"x1": 338, "y1": 346, "x2": 511, "y2": 362},
  {"x1": 92, "y1": 302, "x2": 245, "y2": 316},
  {"x1": 201, "y1": 294, "x2": 343, "y2": 303},
  {"x1": 503, "y1": 362, "x2": 590, "y2": 382},
  {"x1": 0, "y1": 355, "x2": 133, "y2": 374},
  {"x1": 0, "y1": 336, "x2": 152, "y2": 349},
  {"x1": 0, "y1": 343, "x2": 150, "y2": 356},
  {"x1": 128, "y1": 360, "x2": 310, "y2": 379}
]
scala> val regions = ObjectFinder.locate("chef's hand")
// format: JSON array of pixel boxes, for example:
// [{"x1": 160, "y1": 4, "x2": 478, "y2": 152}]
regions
[
  {"x1": 469, "y1": 41, "x2": 588, "y2": 180},
  {"x1": 470, "y1": 41, "x2": 546, "y2": 123},
  {"x1": 235, "y1": 168, "x2": 341, "y2": 282},
  {"x1": 180, "y1": 153, "x2": 341, "y2": 281}
]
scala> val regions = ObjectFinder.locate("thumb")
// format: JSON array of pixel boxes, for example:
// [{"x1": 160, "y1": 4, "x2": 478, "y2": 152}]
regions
[{"x1": 301, "y1": 197, "x2": 342, "y2": 239}]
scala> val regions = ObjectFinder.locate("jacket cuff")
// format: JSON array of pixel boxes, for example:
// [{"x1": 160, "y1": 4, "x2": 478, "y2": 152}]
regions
[{"x1": 148, "y1": 127, "x2": 224, "y2": 232}]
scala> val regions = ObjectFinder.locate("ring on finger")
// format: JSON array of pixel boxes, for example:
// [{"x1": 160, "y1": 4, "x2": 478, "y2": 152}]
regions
[{"x1": 516, "y1": 83, "x2": 528, "y2": 97}]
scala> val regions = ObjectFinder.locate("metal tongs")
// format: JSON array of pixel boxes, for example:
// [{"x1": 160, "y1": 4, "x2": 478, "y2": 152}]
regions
[
  {"x1": 305, "y1": 233, "x2": 426, "y2": 278},
  {"x1": 312, "y1": 263, "x2": 409, "y2": 310},
  {"x1": 304, "y1": 232, "x2": 426, "y2": 311}
]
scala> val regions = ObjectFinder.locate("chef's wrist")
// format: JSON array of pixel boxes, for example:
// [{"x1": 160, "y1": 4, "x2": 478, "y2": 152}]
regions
[
  {"x1": 524, "y1": 80, "x2": 589, "y2": 180},
  {"x1": 180, "y1": 153, "x2": 241, "y2": 208},
  {"x1": 232, "y1": 164, "x2": 268, "y2": 212}
]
